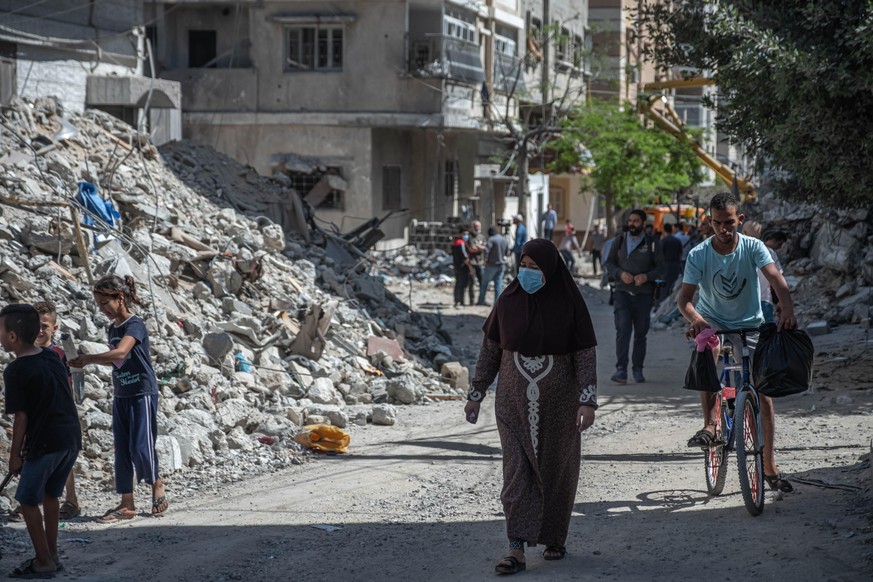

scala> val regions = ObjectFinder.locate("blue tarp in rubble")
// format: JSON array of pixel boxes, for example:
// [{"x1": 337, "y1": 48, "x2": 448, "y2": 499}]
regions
[{"x1": 75, "y1": 182, "x2": 120, "y2": 248}]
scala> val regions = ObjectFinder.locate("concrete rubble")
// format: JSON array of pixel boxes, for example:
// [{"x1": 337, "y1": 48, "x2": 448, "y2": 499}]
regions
[{"x1": 0, "y1": 96, "x2": 464, "y2": 503}]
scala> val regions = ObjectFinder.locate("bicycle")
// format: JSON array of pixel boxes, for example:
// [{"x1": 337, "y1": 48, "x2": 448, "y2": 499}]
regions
[{"x1": 703, "y1": 327, "x2": 766, "y2": 516}]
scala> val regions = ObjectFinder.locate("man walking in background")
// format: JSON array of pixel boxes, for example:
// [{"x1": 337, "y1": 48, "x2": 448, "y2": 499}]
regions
[
  {"x1": 604, "y1": 210, "x2": 665, "y2": 384},
  {"x1": 467, "y1": 220, "x2": 486, "y2": 306},
  {"x1": 477, "y1": 226, "x2": 509, "y2": 306},
  {"x1": 659, "y1": 222, "x2": 683, "y2": 308},
  {"x1": 590, "y1": 225, "x2": 606, "y2": 277},
  {"x1": 541, "y1": 204, "x2": 557, "y2": 241},
  {"x1": 512, "y1": 214, "x2": 527, "y2": 274}
]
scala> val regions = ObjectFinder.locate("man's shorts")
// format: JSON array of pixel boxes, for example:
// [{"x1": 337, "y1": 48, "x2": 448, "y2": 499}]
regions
[{"x1": 15, "y1": 449, "x2": 78, "y2": 506}]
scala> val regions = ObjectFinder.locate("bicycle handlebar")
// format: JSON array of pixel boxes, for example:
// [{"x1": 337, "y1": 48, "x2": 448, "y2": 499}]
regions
[{"x1": 712, "y1": 327, "x2": 761, "y2": 336}]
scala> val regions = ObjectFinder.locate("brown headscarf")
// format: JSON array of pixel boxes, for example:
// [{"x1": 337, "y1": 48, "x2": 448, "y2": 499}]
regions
[{"x1": 483, "y1": 238, "x2": 597, "y2": 356}]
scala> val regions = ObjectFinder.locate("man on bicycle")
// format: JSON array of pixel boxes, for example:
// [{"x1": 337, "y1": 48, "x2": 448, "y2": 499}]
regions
[{"x1": 677, "y1": 192, "x2": 797, "y2": 492}]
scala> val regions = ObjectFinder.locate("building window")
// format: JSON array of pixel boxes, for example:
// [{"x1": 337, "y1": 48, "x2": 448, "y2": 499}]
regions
[
  {"x1": 525, "y1": 16, "x2": 543, "y2": 71},
  {"x1": 189, "y1": 30, "x2": 217, "y2": 68},
  {"x1": 444, "y1": 9, "x2": 477, "y2": 44},
  {"x1": 573, "y1": 34, "x2": 584, "y2": 68},
  {"x1": 287, "y1": 167, "x2": 345, "y2": 210},
  {"x1": 287, "y1": 27, "x2": 343, "y2": 71},
  {"x1": 382, "y1": 165, "x2": 402, "y2": 210},
  {"x1": 555, "y1": 26, "x2": 571, "y2": 64},
  {"x1": 444, "y1": 160, "x2": 458, "y2": 198}
]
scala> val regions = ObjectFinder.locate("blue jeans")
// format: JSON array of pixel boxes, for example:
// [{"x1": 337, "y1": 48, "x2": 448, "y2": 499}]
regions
[
  {"x1": 613, "y1": 290, "x2": 654, "y2": 371},
  {"x1": 560, "y1": 249, "x2": 575, "y2": 275},
  {"x1": 478, "y1": 264, "x2": 505, "y2": 305}
]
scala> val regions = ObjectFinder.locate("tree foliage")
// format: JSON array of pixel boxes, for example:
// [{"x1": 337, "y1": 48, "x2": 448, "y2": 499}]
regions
[
  {"x1": 635, "y1": 1, "x2": 873, "y2": 208},
  {"x1": 549, "y1": 100, "x2": 704, "y2": 232}
]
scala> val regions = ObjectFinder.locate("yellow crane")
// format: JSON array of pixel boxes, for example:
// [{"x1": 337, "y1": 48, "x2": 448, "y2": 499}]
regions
[{"x1": 640, "y1": 78, "x2": 757, "y2": 203}]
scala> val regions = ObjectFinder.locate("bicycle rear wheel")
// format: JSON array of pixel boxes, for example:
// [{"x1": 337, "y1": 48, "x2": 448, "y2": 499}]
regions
[
  {"x1": 734, "y1": 390, "x2": 765, "y2": 516},
  {"x1": 704, "y1": 397, "x2": 728, "y2": 495}
]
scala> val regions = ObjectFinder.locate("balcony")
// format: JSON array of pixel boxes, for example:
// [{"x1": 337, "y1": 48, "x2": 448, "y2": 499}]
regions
[{"x1": 410, "y1": 34, "x2": 484, "y2": 85}]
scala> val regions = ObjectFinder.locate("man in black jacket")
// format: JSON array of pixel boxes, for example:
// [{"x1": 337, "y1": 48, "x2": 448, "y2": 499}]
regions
[{"x1": 604, "y1": 210, "x2": 666, "y2": 383}]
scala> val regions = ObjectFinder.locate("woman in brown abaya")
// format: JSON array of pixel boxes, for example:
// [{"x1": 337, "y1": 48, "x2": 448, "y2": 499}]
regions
[{"x1": 464, "y1": 238, "x2": 598, "y2": 575}]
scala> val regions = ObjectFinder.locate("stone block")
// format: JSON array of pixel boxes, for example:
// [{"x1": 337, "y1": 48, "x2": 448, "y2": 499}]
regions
[
  {"x1": 155, "y1": 435, "x2": 183, "y2": 474},
  {"x1": 372, "y1": 403, "x2": 397, "y2": 426},
  {"x1": 441, "y1": 362, "x2": 470, "y2": 390},
  {"x1": 806, "y1": 320, "x2": 830, "y2": 336}
]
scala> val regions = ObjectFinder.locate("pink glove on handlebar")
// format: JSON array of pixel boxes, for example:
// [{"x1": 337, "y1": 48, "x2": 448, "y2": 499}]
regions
[{"x1": 695, "y1": 328, "x2": 720, "y2": 352}]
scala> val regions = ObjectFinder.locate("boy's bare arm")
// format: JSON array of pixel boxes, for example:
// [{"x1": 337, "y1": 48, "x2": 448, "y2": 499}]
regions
[{"x1": 9, "y1": 411, "x2": 27, "y2": 474}]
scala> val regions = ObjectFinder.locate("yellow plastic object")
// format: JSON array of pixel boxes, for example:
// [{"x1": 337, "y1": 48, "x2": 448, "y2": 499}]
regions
[{"x1": 294, "y1": 424, "x2": 351, "y2": 454}]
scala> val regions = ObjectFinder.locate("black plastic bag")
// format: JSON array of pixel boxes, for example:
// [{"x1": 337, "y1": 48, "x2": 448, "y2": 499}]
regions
[
  {"x1": 752, "y1": 323, "x2": 814, "y2": 397},
  {"x1": 684, "y1": 347, "x2": 721, "y2": 392}
]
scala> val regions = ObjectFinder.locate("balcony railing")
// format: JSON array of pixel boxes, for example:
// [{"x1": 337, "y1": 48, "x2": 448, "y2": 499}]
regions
[{"x1": 410, "y1": 34, "x2": 484, "y2": 85}]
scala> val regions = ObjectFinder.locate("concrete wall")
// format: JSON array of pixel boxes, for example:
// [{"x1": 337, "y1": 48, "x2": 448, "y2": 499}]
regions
[
  {"x1": 15, "y1": 51, "x2": 134, "y2": 114},
  {"x1": 185, "y1": 120, "x2": 374, "y2": 230},
  {"x1": 254, "y1": 1, "x2": 434, "y2": 113}
]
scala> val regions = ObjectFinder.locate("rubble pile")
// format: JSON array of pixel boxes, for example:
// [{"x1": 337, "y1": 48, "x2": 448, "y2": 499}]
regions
[
  {"x1": 0, "y1": 97, "x2": 464, "y2": 502},
  {"x1": 371, "y1": 245, "x2": 455, "y2": 280},
  {"x1": 755, "y1": 200, "x2": 873, "y2": 332}
]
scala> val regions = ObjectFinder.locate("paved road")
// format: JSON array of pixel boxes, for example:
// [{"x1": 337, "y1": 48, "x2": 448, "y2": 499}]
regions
[{"x1": 2, "y1": 279, "x2": 870, "y2": 581}]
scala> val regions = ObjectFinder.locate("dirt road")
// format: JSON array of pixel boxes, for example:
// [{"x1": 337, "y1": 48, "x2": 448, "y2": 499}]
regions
[{"x1": 2, "y1": 276, "x2": 871, "y2": 581}]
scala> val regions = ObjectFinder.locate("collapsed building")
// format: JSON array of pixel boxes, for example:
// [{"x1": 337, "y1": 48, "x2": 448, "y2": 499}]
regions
[{"x1": 0, "y1": 97, "x2": 469, "y2": 507}]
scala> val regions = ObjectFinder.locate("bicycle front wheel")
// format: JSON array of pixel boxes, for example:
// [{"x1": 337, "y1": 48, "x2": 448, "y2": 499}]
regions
[
  {"x1": 734, "y1": 390, "x2": 765, "y2": 516},
  {"x1": 704, "y1": 397, "x2": 728, "y2": 496}
]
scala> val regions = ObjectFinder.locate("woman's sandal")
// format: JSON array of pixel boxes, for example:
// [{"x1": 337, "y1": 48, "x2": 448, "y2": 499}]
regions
[
  {"x1": 495, "y1": 556, "x2": 526, "y2": 575},
  {"x1": 764, "y1": 472, "x2": 794, "y2": 492},
  {"x1": 543, "y1": 546, "x2": 567, "y2": 561}
]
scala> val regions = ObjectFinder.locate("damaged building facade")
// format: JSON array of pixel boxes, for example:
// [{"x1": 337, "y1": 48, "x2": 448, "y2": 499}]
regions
[
  {"x1": 146, "y1": 0, "x2": 592, "y2": 243},
  {"x1": 0, "y1": 0, "x2": 182, "y2": 145}
]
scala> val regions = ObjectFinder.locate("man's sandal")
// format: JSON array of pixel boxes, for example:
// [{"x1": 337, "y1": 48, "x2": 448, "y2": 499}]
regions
[
  {"x1": 764, "y1": 472, "x2": 794, "y2": 492},
  {"x1": 543, "y1": 546, "x2": 567, "y2": 560},
  {"x1": 59, "y1": 501, "x2": 80, "y2": 520},
  {"x1": 495, "y1": 556, "x2": 526, "y2": 575},
  {"x1": 687, "y1": 428, "x2": 715, "y2": 448}
]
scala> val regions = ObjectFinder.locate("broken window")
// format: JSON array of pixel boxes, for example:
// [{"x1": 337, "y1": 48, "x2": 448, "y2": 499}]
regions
[
  {"x1": 287, "y1": 27, "x2": 343, "y2": 71},
  {"x1": 189, "y1": 30, "x2": 217, "y2": 68},
  {"x1": 382, "y1": 166, "x2": 402, "y2": 210},
  {"x1": 286, "y1": 167, "x2": 345, "y2": 210}
]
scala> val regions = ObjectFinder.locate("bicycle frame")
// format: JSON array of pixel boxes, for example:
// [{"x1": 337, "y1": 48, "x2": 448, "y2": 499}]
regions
[
  {"x1": 717, "y1": 330, "x2": 761, "y2": 448},
  {"x1": 713, "y1": 328, "x2": 766, "y2": 515}
]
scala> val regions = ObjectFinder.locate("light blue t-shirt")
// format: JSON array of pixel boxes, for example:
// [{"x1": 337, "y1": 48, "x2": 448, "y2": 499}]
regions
[{"x1": 683, "y1": 234, "x2": 774, "y2": 330}]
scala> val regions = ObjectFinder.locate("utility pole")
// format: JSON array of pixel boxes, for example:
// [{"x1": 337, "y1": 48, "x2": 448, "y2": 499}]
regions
[{"x1": 484, "y1": 0, "x2": 495, "y2": 122}]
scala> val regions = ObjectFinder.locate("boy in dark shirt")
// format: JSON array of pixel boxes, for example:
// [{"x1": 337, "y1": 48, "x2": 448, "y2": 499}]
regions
[
  {"x1": 1, "y1": 304, "x2": 82, "y2": 577},
  {"x1": 8, "y1": 301, "x2": 81, "y2": 523}
]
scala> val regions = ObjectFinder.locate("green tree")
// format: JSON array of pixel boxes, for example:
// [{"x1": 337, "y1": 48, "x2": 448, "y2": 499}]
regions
[
  {"x1": 635, "y1": 1, "x2": 873, "y2": 208},
  {"x1": 549, "y1": 101, "x2": 704, "y2": 234}
]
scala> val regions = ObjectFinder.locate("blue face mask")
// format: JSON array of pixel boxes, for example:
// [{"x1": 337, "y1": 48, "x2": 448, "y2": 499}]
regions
[
  {"x1": 462, "y1": 234, "x2": 470, "y2": 241},
  {"x1": 518, "y1": 268, "x2": 545, "y2": 294}
]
